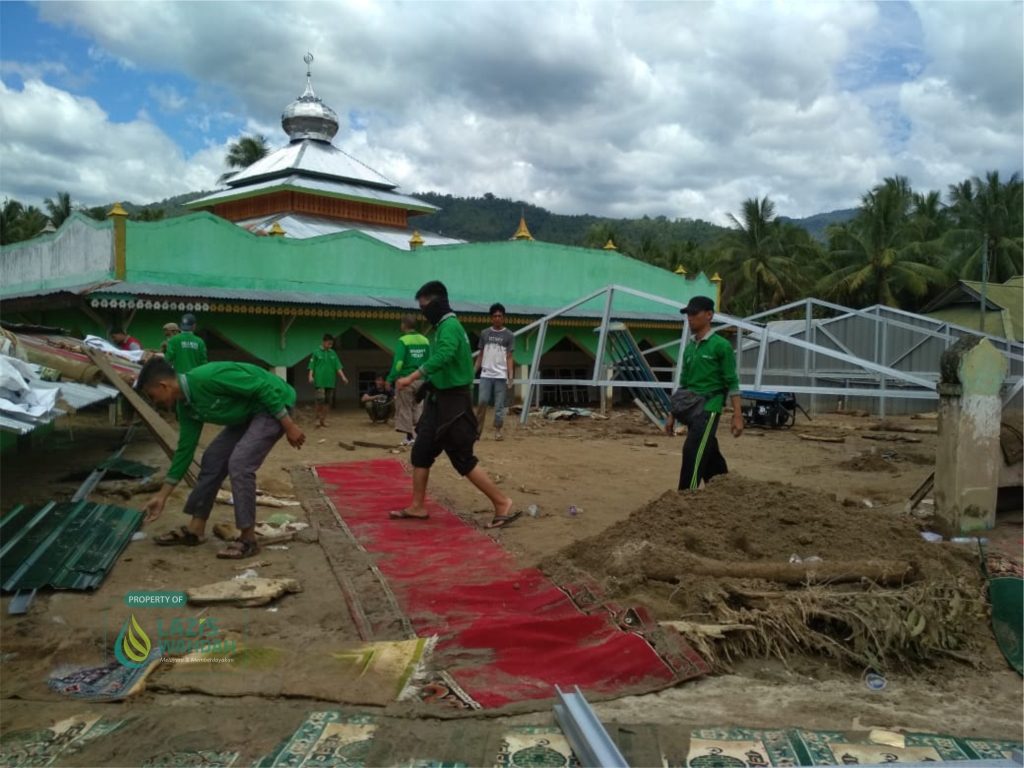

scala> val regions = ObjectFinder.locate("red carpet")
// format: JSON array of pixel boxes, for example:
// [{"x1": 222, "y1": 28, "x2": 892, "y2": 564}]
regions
[{"x1": 315, "y1": 459, "x2": 707, "y2": 709}]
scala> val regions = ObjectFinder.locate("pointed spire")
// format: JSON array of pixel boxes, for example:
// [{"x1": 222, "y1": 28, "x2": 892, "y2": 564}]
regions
[
  {"x1": 603, "y1": 238, "x2": 617, "y2": 251},
  {"x1": 511, "y1": 213, "x2": 534, "y2": 241},
  {"x1": 268, "y1": 222, "x2": 286, "y2": 237},
  {"x1": 409, "y1": 230, "x2": 425, "y2": 250},
  {"x1": 674, "y1": 264, "x2": 687, "y2": 275}
]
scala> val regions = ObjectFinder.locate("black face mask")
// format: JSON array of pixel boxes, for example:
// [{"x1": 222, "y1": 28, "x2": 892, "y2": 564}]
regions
[{"x1": 422, "y1": 298, "x2": 451, "y2": 326}]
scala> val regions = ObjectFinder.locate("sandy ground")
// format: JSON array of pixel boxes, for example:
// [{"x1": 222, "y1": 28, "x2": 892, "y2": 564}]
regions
[{"x1": 1, "y1": 404, "x2": 1021, "y2": 765}]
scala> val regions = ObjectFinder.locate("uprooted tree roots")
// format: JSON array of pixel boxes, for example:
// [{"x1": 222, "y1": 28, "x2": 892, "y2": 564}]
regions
[{"x1": 680, "y1": 576, "x2": 986, "y2": 672}]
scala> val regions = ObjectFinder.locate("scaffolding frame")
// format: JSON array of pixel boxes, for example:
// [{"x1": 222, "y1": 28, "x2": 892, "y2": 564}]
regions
[{"x1": 514, "y1": 285, "x2": 1024, "y2": 424}]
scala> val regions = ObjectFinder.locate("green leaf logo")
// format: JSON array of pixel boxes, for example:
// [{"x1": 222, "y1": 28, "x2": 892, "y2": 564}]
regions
[{"x1": 114, "y1": 613, "x2": 152, "y2": 668}]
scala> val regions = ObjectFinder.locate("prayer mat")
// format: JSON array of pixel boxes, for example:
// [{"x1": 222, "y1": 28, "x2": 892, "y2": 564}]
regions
[
  {"x1": 142, "y1": 750, "x2": 239, "y2": 767},
  {"x1": 156, "y1": 638, "x2": 432, "y2": 707},
  {"x1": 496, "y1": 727, "x2": 580, "y2": 768},
  {"x1": 667, "y1": 729, "x2": 1021, "y2": 767},
  {"x1": 255, "y1": 712, "x2": 377, "y2": 768},
  {"x1": 48, "y1": 647, "x2": 163, "y2": 701},
  {"x1": 0, "y1": 714, "x2": 125, "y2": 767},
  {"x1": 315, "y1": 459, "x2": 708, "y2": 709}
]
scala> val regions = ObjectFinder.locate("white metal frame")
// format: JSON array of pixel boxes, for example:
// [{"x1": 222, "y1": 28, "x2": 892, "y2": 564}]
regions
[{"x1": 512, "y1": 286, "x2": 1024, "y2": 424}]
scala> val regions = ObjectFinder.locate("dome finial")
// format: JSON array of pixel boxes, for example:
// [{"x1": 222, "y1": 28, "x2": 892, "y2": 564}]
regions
[{"x1": 281, "y1": 51, "x2": 339, "y2": 143}]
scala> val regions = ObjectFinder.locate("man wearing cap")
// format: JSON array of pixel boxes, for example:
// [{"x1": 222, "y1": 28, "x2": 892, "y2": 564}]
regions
[
  {"x1": 160, "y1": 323, "x2": 180, "y2": 355},
  {"x1": 666, "y1": 296, "x2": 743, "y2": 490},
  {"x1": 164, "y1": 314, "x2": 207, "y2": 374}
]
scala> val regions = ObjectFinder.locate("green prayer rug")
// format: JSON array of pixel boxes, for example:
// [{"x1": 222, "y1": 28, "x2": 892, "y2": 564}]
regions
[
  {"x1": 142, "y1": 750, "x2": 239, "y2": 767},
  {"x1": 496, "y1": 727, "x2": 580, "y2": 768},
  {"x1": 255, "y1": 713, "x2": 376, "y2": 768},
  {"x1": 0, "y1": 715, "x2": 125, "y2": 768}
]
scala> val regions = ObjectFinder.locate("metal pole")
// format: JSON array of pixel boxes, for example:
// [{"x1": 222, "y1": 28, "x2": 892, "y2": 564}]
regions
[
  {"x1": 674, "y1": 321, "x2": 690, "y2": 387},
  {"x1": 879, "y1": 319, "x2": 888, "y2": 418},
  {"x1": 980, "y1": 237, "x2": 989, "y2": 333},
  {"x1": 520, "y1": 322, "x2": 547, "y2": 425},
  {"x1": 754, "y1": 328, "x2": 769, "y2": 390},
  {"x1": 591, "y1": 288, "x2": 615, "y2": 382}
]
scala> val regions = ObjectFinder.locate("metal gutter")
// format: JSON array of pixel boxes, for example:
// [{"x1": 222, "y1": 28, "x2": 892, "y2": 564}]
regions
[{"x1": 553, "y1": 685, "x2": 628, "y2": 767}]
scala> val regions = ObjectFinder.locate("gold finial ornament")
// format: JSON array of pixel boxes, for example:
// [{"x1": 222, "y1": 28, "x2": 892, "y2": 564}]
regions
[
  {"x1": 512, "y1": 214, "x2": 534, "y2": 241},
  {"x1": 107, "y1": 203, "x2": 128, "y2": 218},
  {"x1": 409, "y1": 230, "x2": 425, "y2": 249},
  {"x1": 268, "y1": 222, "x2": 286, "y2": 236},
  {"x1": 674, "y1": 265, "x2": 687, "y2": 275},
  {"x1": 603, "y1": 239, "x2": 617, "y2": 250}
]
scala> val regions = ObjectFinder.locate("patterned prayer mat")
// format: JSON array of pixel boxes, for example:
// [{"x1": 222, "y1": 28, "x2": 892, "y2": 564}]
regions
[
  {"x1": 669, "y1": 728, "x2": 1024, "y2": 767},
  {"x1": 496, "y1": 727, "x2": 580, "y2": 768},
  {"x1": 0, "y1": 715, "x2": 125, "y2": 767},
  {"x1": 255, "y1": 713, "x2": 378, "y2": 768},
  {"x1": 48, "y1": 647, "x2": 163, "y2": 701}
]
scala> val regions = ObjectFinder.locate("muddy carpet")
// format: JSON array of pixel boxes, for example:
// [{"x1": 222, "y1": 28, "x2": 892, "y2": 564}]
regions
[{"x1": 314, "y1": 459, "x2": 707, "y2": 709}]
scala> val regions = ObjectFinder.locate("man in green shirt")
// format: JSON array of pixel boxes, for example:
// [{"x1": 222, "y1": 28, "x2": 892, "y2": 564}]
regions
[
  {"x1": 137, "y1": 358, "x2": 305, "y2": 559},
  {"x1": 164, "y1": 313, "x2": 207, "y2": 374},
  {"x1": 665, "y1": 296, "x2": 743, "y2": 491},
  {"x1": 308, "y1": 333, "x2": 348, "y2": 428},
  {"x1": 387, "y1": 314, "x2": 430, "y2": 445},
  {"x1": 393, "y1": 281, "x2": 517, "y2": 528}
]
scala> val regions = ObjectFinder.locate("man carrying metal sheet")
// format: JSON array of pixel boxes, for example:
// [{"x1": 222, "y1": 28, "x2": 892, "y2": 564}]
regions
[
  {"x1": 136, "y1": 358, "x2": 305, "y2": 559},
  {"x1": 665, "y1": 296, "x2": 743, "y2": 490},
  {"x1": 391, "y1": 280, "x2": 518, "y2": 528}
]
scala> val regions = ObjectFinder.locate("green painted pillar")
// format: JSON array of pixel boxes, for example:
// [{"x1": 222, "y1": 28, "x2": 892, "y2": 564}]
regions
[{"x1": 934, "y1": 337, "x2": 1008, "y2": 534}]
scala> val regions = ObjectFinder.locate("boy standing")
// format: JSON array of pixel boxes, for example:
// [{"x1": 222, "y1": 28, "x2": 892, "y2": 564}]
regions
[
  {"x1": 475, "y1": 302, "x2": 515, "y2": 441},
  {"x1": 393, "y1": 281, "x2": 518, "y2": 528},
  {"x1": 665, "y1": 296, "x2": 743, "y2": 490},
  {"x1": 138, "y1": 358, "x2": 305, "y2": 559},
  {"x1": 308, "y1": 334, "x2": 348, "y2": 428},
  {"x1": 386, "y1": 315, "x2": 430, "y2": 445}
]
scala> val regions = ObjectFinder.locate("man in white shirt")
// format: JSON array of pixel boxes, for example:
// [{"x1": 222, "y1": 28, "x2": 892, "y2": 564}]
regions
[{"x1": 475, "y1": 303, "x2": 515, "y2": 441}]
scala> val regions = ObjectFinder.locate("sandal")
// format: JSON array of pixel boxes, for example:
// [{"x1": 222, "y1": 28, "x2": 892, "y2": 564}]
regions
[
  {"x1": 154, "y1": 526, "x2": 203, "y2": 547},
  {"x1": 487, "y1": 510, "x2": 522, "y2": 529},
  {"x1": 216, "y1": 539, "x2": 260, "y2": 560},
  {"x1": 388, "y1": 509, "x2": 429, "y2": 520}
]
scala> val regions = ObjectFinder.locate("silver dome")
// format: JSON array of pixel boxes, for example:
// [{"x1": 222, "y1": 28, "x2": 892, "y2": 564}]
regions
[{"x1": 281, "y1": 55, "x2": 339, "y2": 143}]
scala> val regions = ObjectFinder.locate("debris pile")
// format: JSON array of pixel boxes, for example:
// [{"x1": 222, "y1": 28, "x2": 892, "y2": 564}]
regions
[{"x1": 543, "y1": 475, "x2": 992, "y2": 672}]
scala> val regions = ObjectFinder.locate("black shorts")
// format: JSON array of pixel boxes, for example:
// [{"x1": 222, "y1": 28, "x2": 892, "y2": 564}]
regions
[{"x1": 410, "y1": 387, "x2": 479, "y2": 476}]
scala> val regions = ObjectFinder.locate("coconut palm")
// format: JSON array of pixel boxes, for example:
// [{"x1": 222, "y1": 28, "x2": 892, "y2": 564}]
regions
[
  {"x1": 43, "y1": 191, "x2": 74, "y2": 228},
  {"x1": 945, "y1": 171, "x2": 1023, "y2": 282},
  {"x1": 219, "y1": 134, "x2": 270, "y2": 183},
  {"x1": 1, "y1": 199, "x2": 49, "y2": 244},
  {"x1": 817, "y1": 177, "x2": 948, "y2": 308},
  {"x1": 715, "y1": 196, "x2": 809, "y2": 314}
]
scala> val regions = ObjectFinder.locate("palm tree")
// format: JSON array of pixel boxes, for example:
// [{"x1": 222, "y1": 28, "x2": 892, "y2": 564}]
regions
[
  {"x1": 715, "y1": 196, "x2": 808, "y2": 314},
  {"x1": 219, "y1": 134, "x2": 270, "y2": 183},
  {"x1": 817, "y1": 177, "x2": 948, "y2": 308},
  {"x1": 44, "y1": 191, "x2": 74, "y2": 228},
  {"x1": 1, "y1": 199, "x2": 49, "y2": 244},
  {"x1": 945, "y1": 171, "x2": 1023, "y2": 282}
]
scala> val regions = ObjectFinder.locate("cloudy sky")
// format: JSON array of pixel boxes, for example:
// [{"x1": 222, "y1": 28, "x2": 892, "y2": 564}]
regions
[{"x1": 1, "y1": 0, "x2": 1021, "y2": 224}]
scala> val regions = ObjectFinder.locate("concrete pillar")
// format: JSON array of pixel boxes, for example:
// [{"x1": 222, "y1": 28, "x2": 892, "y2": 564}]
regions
[
  {"x1": 514, "y1": 363, "x2": 529, "y2": 405},
  {"x1": 273, "y1": 366, "x2": 287, "y2": 381},
  {"x1": 934, "y1": 337, "x2": 1007, "y2": 535}
]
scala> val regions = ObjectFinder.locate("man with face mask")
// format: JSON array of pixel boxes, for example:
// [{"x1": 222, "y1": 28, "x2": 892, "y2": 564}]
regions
[{"x1": 393, "y1": 281, "x2": 519, "y2": 528}]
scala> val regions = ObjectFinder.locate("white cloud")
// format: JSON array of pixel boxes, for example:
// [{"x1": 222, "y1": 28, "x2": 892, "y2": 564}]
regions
[
  {"x1": 0, "y1": 79, "x2": 223, "y2": 207},
  {"x1": 148, "y1": 84, "x2": 186, "y2": 113},
  {"x1": 6, "y1": 0, "x2": 1021, "y2": 223}
]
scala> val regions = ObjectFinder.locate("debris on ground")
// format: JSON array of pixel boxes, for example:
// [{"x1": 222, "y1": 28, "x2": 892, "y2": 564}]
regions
[
  {"x1": 543, "y1": 474, "x2": 992, "y2": 672},
  {"x1": 186, "y1": 577, "x2": 302, "y2": 607},
  {"x1": 839, "y1": 450, "x2": 932, "y2": 473}
]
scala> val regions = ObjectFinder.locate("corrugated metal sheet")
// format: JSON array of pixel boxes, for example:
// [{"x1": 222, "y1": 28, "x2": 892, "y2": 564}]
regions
[
  {"x1": 220, "y1": 139, "x2": 397, "y2": 190},
  {"x1": 0, "y1": 414, "x2": 53, "y2": 435},
  {"x1": 0, "y1": 501, "x2": 141, "y2": 591},
  {"x1": 234, "y1": 213, "x2": 464, "y2": 248},
  {"x1": 189, "y1": 174, "x2": 436, "y2": 212}
]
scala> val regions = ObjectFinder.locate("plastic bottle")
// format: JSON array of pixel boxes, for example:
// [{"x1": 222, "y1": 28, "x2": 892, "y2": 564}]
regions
[{"x1": 568, "y1": 505, "x2": 578, "y2": 517}]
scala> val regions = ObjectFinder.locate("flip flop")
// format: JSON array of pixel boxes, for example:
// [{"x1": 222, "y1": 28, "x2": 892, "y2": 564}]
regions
[
  {"x1": 487, "y1": 510, "x2": 523, "y2": 529},
  {"x1": 216, "y1": 539, "x2": 260, "y2": 560},
  {"x1": 154, "y1": 526, "x2": 203, "y2": 546},
  {"x1": 388, "y1": 509, "x2": 430, "y2": 520}
]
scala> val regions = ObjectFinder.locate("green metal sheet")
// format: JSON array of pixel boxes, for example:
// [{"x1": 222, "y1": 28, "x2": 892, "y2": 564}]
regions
[{"x1": 0, "y1": 501, "x2": 142, "y2": 592}]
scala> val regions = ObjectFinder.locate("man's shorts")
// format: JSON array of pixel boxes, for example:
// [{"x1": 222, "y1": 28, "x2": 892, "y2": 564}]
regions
[
  {"x1": 313, "y1": 387, "x2": 331, "y2": 404},
  {"x1": 410, "y1": 387, "x2": 478, "y2": 476}
]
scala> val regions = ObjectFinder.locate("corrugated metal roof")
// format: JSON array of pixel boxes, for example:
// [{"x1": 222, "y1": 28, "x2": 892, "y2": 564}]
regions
[
  {"x1": 0, "y1": 413, "x2": 53, "y2": 435},
  {"x1": 189, "y1": 175, "x2": 437, "y2": 213},
  {"x1": 221, "y1": 139, "x2": 397, "y2": 190},
  {"x1": 233, "y1": 213, "x2": 464, "y2": 248},
  {"x1": 0, "y1": 501, "x2": 142, "y2": 591}
]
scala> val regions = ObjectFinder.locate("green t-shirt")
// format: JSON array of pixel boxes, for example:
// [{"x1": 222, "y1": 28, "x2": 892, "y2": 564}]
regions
[
  {"x1": 679, "y1": 332, "x2": 740, "y2": 413},
  {"x1": 419, "y1": 314, "x2": 474, "y2": 390},
  {"x1": 308, "y1": 347, "x2": 343, "y2": 388},
  {"x1": 164, "y1": 331, "x2": 207, "y2": 374},
  {"x1": 387, "y1": 332, "x2": 431, "y2": 383},
  {"x1": 168, "y1": 362, "x2": 296, "y2": 484}
]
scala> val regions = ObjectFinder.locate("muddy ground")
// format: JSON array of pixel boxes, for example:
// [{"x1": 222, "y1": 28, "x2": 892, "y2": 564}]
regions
[{"x1": 1, "y1": 404, "x2": 1021, "y2": 765}]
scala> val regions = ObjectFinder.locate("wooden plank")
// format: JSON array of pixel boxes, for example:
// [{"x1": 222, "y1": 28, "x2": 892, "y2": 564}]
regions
[
  {"x1": 905, "y1": 471, "x2": 935, "y2": 514},
  {"x1": 797, "y1": 433, "x2": 846, "y2": 443},
  {"x1": 84, "y1": 348, "x2": 200, "y2": 486}
]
